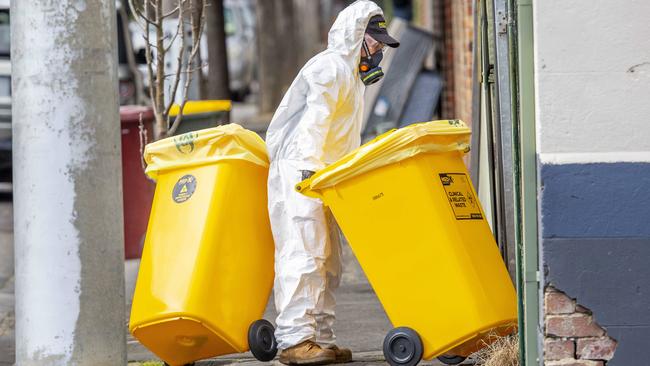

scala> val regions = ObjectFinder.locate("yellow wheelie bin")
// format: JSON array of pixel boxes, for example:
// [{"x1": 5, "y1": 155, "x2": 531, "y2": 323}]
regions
[
  {"x1": 129, "y1": 124, "x2": 277, "y2": 366},
  {"x1": 295, "y1": 120, "x2": 517, "y2": 366}
]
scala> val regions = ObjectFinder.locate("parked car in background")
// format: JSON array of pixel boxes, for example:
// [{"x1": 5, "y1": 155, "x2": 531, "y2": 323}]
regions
[{"x1": 222, "y1": 0, "x2": 257, "y2": 100}]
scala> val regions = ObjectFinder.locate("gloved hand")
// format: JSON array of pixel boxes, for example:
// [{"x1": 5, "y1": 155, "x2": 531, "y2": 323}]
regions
[{"x1": 301, "y1": 170, "x2": 316, "y2": 180}]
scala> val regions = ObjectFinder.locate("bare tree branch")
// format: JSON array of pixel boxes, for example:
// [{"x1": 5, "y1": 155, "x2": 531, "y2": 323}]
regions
[
  {"x1": 162, "y1": 64, "x2": 208, "y2": 78},
  {"x1": 163, "y1": 21, "x2": 182, "y2": 53},
  {"x1": 143, "y1": 9, "x2": 157, "y2": 119},
  {"x1": 168, "y1": 0, "x2": 207, "y2": 136},
  {"x1": 191, "y1": 0, "x2": 203, "y2": 42},
  {"x1": 153, "y1": 0, "x2": 167, "y2": 139},
  {"x1": 162, "y1": 4, "x2": 181, "y2": 19},
  {"x1": 128, "y1": 0, "x2": 158, "y2": 29},
  {"x1": 163, "y1": 0, "x2": 187, "y2": 122},
  {"x1": 127, "y1": 0, "x2": 147, "y2": 33},
  {"x1": 130, "y1": 0, "x2": 208, "y2": 139},
  {"x1": 138, "y1": 112, "x2": 149, "y2": 171},
  {"x1": 186, "y1": 0, "x2": 206, "y2": 72}
]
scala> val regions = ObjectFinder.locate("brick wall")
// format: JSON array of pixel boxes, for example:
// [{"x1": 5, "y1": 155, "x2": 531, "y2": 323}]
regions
[
  {"x1": 439, "y1": 0, "x2": 454, "y2": 119},
  {"x1": 544, "y1": 287, "x2": 618, "y2": 365},
  {"x1": 439, "y1": 0, "x2": 474, "y2": 127},
  {"x1": 450, "y1": 0, "x2": 474, "y2": 127}
]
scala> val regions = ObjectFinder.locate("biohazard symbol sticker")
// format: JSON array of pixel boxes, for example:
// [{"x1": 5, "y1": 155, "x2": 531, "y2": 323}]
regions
[
  {"x1": 439, "y1": 173, "x2": 483, "y2": 220},
  {"x1": 172, "y1": 174, "x2": 197, "y2": 203}
]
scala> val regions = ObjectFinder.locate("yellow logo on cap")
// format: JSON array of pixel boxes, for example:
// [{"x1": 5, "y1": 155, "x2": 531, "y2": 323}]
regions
[{"x1": 378, "y1": 21, "x2": 386, "y2": 28}]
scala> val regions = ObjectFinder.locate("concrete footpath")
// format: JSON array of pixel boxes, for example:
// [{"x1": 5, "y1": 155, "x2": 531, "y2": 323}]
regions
[
  {"x1": 125, "y1": 245, "x2": 460, "y2": 366},
  {"x1": 0, "y1": 197, "x2": 470, "y2": 366}
]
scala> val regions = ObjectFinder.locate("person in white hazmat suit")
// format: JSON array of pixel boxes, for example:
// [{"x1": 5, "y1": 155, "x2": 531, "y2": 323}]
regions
[{"x1": 265, "y1": 1, "x2": 400, "y2": 364}]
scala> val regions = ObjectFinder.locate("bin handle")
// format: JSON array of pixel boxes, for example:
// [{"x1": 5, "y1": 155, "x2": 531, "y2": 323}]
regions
[
  {"x1": 294, "y1": 130, "x2": 399, "y2": 199},
  {"x1": 295, "y1": 178, "x2": 323, "y2": 199}
]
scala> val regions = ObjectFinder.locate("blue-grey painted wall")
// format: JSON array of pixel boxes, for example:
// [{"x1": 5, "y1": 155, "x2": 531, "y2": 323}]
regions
[{"x1": 540, "y1": 162, "x2": 650, "y2": 365}]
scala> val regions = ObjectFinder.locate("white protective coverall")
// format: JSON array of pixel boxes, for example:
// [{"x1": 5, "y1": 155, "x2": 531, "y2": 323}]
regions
[{"x1": 265, "y1": 0, "x2": 383, "y2": 350}]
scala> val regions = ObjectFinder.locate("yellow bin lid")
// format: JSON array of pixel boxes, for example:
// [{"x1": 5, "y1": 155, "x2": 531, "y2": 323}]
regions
[
  {"x1": 296, "y1": 120, "x2": 471, "y2": 197},
  {"x1": 143, "y1": 123, "x2": 268, "y2": 180},
  {"x1": 168, "y1": 100, "x2": 232, "y2": 116}
]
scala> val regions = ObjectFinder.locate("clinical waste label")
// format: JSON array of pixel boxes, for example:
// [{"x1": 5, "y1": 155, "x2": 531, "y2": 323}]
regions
[
  {"x1": 439, "y1": 173, "x2": 483, "y2": 220},
  {"x1": 172, "y1": 174, "x2": 197, "y2": 203}
]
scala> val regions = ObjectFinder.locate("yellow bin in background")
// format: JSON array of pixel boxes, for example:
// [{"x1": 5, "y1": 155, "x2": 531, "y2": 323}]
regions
[
  {"x1": 129, "y1": 124, "x2": 277, "y2": 366},
  {"x1": 296, "y1": 120, "x2": 517, "y2": 366}
]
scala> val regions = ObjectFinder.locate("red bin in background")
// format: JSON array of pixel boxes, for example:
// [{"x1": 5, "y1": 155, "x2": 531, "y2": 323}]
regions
[{"x1": 120, "y1": 106, "x2": 155, "y2": 259}]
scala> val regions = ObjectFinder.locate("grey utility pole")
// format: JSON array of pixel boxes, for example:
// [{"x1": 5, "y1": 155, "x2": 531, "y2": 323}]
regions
[{"x1": 11, "y1": 1, "x2": 126, "y2": 365}]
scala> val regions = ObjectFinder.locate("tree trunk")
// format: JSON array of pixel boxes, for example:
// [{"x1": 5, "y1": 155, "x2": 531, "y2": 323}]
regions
[
  {"x1": 206, "y1": 0, "x2": 231, "y2": 122},
  {"x1": 293, "y1": 0, "x2": 322, "y2": 65},
  {"x1": 276, "y1": 0, "x2": 299, "y2": 103},
  {"x1": 256, "y1": 0, "x2": 299, "y2": 114}
]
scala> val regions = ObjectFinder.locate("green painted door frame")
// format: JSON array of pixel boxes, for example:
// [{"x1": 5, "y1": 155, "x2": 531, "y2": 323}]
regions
[
  {"x1": 474, "y1": 0, "x2": 541, "y2": 363},
  {"x1": 512, "y1": 0, "x2": 541, "y2": 364}
]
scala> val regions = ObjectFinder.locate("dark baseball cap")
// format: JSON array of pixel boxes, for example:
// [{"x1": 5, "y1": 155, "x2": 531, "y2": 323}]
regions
[{"x1": 365, "y1": 15, "x2": 400, "y2": 48}]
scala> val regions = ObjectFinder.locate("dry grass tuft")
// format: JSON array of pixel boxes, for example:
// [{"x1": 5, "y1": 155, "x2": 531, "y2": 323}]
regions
[
  {"x1": 127, "y1": 361, "x2": 163, "y2": 366},
  {"x1": 474, "y1": 333, "x2": 519, "y2": 366}
]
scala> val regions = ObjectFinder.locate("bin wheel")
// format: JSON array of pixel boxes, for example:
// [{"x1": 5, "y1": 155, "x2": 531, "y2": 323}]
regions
[
  {"x1": 248, "y1": 319, "x2": 278, "y2": 361},
  {"x1": 383, "y1": 327, "x2": 423, "y2": 366},
  {"x1": 437, "y1": 355, "x2": 467, "y2": 365}
]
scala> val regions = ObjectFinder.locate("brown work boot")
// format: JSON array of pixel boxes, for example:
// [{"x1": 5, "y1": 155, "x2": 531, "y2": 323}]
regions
[
  {"x1": 279, "y1": 340, "x2": 336, "y2": 365},
  {"x1": 327, "y1": 345, "x2": 353, "y2": 363}
]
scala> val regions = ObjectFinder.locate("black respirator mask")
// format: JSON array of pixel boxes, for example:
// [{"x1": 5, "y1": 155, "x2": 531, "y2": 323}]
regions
[{"x1": 359, "y1": 40, "x2": 384, "y2": 86}]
